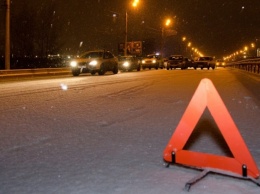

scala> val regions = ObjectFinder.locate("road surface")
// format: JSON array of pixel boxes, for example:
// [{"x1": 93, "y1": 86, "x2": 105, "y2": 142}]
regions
[{"x1": 0, "y1": 68, "x2": 259, "y2": 194}]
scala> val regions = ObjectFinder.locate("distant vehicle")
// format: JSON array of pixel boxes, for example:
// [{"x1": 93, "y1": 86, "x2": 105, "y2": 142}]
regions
[
  {"x1": 166, "y1": 55, "x2": 186, "y2": 70},
  {"x1": 141, "y1": 54, "x2": 164, "y2": 70},
  {"x1": 118, "y1": 56, "x2": 141, "y2": 72},
  {"x1": 216, "y1": 59, "x2": 226, "y2": 67},
  {"x1": 69, "y1": 50, "x2": 118, "y2": 76},
  {"x1": 193, "y1": 56, "x2": 216, "y2": 70}
]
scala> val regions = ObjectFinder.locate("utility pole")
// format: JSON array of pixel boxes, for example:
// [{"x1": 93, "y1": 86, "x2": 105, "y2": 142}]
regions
[
  {"x1": 124, "y1": 11, "x2": 128, "y2": 56},
  {"x1": 5, "y1": 0, "x2": 10, "y2": 70}
]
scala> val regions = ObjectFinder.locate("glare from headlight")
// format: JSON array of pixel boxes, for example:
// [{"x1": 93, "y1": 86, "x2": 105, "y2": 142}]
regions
[
  {"x1": 70, "y1": 61, "x2": 77, "y2": 67},
  {"x1": 89, "y1": 60, "x2": 98, "y2": 66},
  {"x1": 152, "y1": 59, "x2": 156, "y2": 63},
  {"x1": 123, "y1": 62, "x2": 129, "y2": 67}
]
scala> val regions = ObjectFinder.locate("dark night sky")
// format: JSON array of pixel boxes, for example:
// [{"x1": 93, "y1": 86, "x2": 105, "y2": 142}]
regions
[{"x1": 1, "y1": 0, "x2": 260, "y2": 58}]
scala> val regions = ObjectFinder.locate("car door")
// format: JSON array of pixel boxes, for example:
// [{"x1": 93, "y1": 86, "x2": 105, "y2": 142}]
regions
[{"x1": 105, "y1": 51, "x2": 116, "y2": 70}]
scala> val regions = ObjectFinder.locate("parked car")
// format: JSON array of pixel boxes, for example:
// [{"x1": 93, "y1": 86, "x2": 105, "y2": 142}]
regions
[
  {"x1": 118, "y1": 56, "x2": 141, "y2": 72},
  {"x1": 141, "y1": 54, "x2": 164, "y2": 70},
  {"x1": 166, "y1": 55, "x2": 186, "y2": 70},
  {"x1": 193, "y1": 56, "x2": 216, "y2": 70},
  {"x1": 69, "y1": 50, "x2": 118, "y2": 76}
]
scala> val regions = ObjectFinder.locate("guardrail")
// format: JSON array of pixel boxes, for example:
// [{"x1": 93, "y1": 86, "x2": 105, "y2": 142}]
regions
[
  {"x1": 227, "y1": 58, "x2": 260, "y2": 74},
  {"x1": 0, "y1": 67, "x2": 71, "y2": 77}
]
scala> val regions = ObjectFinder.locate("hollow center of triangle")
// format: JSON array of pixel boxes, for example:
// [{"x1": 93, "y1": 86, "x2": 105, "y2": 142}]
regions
[{"x1": 183, "y1": 108, "x2": 234, "y2": 158}]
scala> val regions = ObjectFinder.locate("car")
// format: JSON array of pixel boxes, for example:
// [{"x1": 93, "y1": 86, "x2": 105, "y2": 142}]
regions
[
  {"x1": 141, "y1": 54, "x2": 164, "y2": 70},
  {"x1": 118, "y1": 56, "x2": 141, "y2": 72},
  {"x1": 193, "y1": 56, "x2": 216, "y2": 70},
  {"x1": 69, "y1": 50, "x2": 118, "y2": 76},
  {"x1": 166, "y1": 55, "x2": 186, "y2": 70},
  {"x1": 216, "y1": 59, "x2": 226, "y2": 68}
]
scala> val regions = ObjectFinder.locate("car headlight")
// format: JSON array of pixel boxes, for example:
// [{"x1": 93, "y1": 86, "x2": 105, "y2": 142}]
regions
[
  {"x1": 89, "y1": 60, "x2": 98, "y2": 66},
  {"x1": 142, "y1": 60, "x2": 145, "y2": 64},
  {"x1": 152, "y1": 59, "x2": 156, "y2": 63},
  {"x1": 123, "y1": 62, "x2": 129, "y2": 67},
  {"x1": 70, "y1": 61, "x2": 77, "y2": 67},
  {"x1": 222, "y1": 62, "x2": 225, "y2": 66}
]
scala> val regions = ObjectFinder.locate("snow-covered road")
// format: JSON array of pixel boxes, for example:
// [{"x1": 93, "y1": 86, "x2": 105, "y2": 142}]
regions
[{"x1": 0, "y1": 68, "x2": 259, "y2": 194}]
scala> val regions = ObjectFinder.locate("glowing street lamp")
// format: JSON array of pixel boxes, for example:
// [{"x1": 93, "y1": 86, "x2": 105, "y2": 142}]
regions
[
  {"x1": 161, "y1": 18, "x2": 173, "y2": 57},
  {"x1": 165, "y1": 19, "x2": 171, "y2": 26},
  {"x1": 132, "y1": 0, "x2": 139, "y2": 7}
]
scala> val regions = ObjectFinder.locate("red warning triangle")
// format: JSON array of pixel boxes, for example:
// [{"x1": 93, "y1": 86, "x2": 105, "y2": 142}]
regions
[{"x1": 163, "y1": 78, "x2": 259, "y2": 179}]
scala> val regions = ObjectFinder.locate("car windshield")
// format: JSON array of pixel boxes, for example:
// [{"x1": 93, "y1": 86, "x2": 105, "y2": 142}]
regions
[
  {"x1": 80, "y1": 52, "x2": 103, "y2": 59},
  {"x1": 169, "y1": 56, "x2": 183, "y2": 60},
  {"x1": 119, "y1": 57, "x2": 133, "y2": 61},
  {"x1": 199, "y1": 57, "x2": 213, "y2": 61},
  {"x1": 147, "y1": 55, "x2": 160, "y2": 59}
]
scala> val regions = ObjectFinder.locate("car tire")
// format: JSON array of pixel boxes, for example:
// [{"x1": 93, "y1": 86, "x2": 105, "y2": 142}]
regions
[
  {"x1": 72, "y1": 68, "x2": 80, "y2": 76},
  {"x1": 113, "y1": 65, "x2": 118, "y2": 74},
  {"x1": 98, "y1": 64, "x2": 106, "y2": 75},
  {"x1": 90, "y1": 71, "x2": 96, "y2": 75},
  {"x1": 137, "y1": 65, "x2": 141, "y2": 71}
]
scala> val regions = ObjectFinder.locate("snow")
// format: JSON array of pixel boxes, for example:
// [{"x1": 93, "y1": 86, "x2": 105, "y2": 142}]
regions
[{"x1": 0, "y1": 68, "x2": 259, "y2": 193}]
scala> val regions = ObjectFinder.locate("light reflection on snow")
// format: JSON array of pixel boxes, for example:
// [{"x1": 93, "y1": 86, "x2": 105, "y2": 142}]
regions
[{"x1": 60, "y1": 83, "x2": 68, "y2": 90}]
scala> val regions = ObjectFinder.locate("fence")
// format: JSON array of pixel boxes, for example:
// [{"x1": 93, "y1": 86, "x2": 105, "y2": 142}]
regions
[{"x1": 227, "y1": 58, "x2": 260, "y2": 74}]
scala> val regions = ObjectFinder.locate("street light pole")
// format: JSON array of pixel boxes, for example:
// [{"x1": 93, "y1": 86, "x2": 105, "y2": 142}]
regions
[
  {"x1": 5, "y1": 0, "x2": 10, "y2": 70},
  {"x1": 124, "y1": 11, "x2": 128, "y2": 56},
  {"x1": 124, "y1": 0, "x2": 139, "y2": 56},
  {"x1": 161, "y1": 19, "x2": 171, "y2": 57}
]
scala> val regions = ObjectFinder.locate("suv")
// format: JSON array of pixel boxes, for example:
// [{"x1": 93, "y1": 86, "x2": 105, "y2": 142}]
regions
[
  {"x1": 70, "y1": 50, "x2": 118, "y2": 76},
  {"x1": 166, "y1": 55, "x2": 186, "y2": 70},
  {"x1": 118, "y1": 56, "x2": 141, "y2": 72},
  {"x1": 193, "y1": 56, "x2": 216, "y2": 70},
  {"x1": 141, "y1": 54, "x2": 164, "y2": 70}
]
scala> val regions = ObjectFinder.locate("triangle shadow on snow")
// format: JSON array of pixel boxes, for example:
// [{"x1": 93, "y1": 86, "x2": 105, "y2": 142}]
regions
[{"x1": 183, "y1": 108, "x2": 233, "y2": 158}]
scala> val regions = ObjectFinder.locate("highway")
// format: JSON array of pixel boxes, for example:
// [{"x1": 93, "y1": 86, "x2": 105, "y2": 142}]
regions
[{"x1": 0, "y1": 68, "x2": 259, "y2": 194}]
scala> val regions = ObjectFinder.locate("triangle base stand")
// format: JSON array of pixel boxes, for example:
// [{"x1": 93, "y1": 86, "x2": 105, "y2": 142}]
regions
[{"x1": 165, "y1": 162, "x2": 260, "y2": 192}]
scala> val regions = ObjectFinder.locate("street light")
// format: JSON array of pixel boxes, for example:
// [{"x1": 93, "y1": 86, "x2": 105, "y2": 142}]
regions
[
  {"x1": 132, "y1": 0, "x2": 139, "y2": 7},
  {"x1": 124, "y1": 0, "x2": 140, "y2": 56},
  {"x1": 161, "y1": 18, "x2": 172, "y2": 57},
  {"x1": 165, "y1": 19, "x2": 171, "y2": 26}
]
